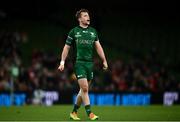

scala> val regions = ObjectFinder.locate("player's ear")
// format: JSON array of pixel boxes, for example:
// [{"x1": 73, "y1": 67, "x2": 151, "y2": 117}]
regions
[
  {"x1": 78, "y1": 13, "x2": 82, "y2": 22},
  {"x1": 78, "y1": 18, "x2": 81, "y2": 22}
]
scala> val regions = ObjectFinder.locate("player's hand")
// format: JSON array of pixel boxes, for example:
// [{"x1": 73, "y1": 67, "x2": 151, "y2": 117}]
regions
[
  {"x1": 58, "y1": 61, "x2": 65, "y2": 71},
  {"x1": 103, "y1": 61, "x2": 108, "y2": 71}
]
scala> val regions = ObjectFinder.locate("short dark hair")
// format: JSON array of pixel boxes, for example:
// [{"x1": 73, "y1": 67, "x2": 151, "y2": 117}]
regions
[{"x1": 75, "y1": 9, "x2": 89, "y2": 20}]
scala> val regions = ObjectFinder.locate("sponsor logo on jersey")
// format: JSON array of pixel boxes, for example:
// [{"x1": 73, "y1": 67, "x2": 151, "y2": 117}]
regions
[
  {"x1": 75, "y1": 32, "x2": 82, "y2": 37},
  {"x1": 76, "y1": 39, "x2": 94, "y2": 45},
  {"x1": 90, "y1": 32, "x2": 96, "y2": 38}
]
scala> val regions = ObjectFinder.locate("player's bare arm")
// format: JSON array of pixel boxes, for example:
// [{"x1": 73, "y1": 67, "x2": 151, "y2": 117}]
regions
[
  {"x1": 58, "y1": 44, "x2": 70, "y2": 71},
  {"x1": 95, "y1": 41, "x2": 108, "y2": 70}
]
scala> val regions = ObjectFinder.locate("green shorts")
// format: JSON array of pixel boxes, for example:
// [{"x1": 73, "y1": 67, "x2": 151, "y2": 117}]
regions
[{"x1": 74, "y1": 61, "x2": 93, "y2": 81}]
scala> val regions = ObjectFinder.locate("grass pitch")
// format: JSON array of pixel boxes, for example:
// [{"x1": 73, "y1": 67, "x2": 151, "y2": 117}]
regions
[{"x1": 0, "y1": 105, "x2": 180, "y2": 121}]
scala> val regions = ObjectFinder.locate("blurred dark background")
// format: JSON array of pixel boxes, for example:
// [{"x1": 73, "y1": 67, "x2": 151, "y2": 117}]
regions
[{"x1": 0, "y1": 0, "x2": 180, "y2": 105}]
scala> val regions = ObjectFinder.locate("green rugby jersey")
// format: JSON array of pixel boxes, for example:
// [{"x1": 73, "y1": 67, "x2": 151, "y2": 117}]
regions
[{"x1": 66, "y1": 26, "x2": 99, "y2": 62}]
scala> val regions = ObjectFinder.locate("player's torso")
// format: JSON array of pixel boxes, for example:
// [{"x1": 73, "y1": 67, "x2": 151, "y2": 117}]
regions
[
  {"x1": 73, "y1": 26, "x2": 97, "y2": 62},
  {"x1": 74, "y1": 27, "x2": 96, "y2": 48}
]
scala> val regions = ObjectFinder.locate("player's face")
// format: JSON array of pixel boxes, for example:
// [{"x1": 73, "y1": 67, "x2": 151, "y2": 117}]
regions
[{"x1": 79, "y1": 12, "x2": 90, "y2": 26}]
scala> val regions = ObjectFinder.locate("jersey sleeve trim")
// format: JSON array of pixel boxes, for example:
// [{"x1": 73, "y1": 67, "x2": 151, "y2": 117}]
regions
[{"x1": 65, "y1": 28, "x2": 74, "y2": 46}]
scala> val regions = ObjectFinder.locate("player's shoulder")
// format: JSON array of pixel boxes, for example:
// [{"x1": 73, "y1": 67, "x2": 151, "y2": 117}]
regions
[
  {"x1": 70, "y1": 26, "x2": 80, "y2": 32},
  {"x1": 88, "y1": 26, "x2": 97, "y2": 31},
  {"x1": 73, "y1": 26, "x2": 79, "y2": 29},
  {"x1": 68, "y1": 26, "x2": 79, "y2": 35}
]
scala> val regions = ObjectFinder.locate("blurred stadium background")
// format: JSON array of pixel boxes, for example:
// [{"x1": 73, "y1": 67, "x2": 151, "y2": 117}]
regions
[{"x1": 0, "y1": 0, "x2": 180, "y2": 121}]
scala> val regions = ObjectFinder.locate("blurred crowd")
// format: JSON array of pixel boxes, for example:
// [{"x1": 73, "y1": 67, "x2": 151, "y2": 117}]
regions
[
  {"x1": 93, "y1": 55, "x2": 180, "y2": 92},
  {"x1": 0, "y1": 31, "x2": 180, "y2": 93}
]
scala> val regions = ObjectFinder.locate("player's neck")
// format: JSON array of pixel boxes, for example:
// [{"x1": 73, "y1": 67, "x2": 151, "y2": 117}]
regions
[{"x1": 79, "y1": 23, "x2": 88, "y2": 28}]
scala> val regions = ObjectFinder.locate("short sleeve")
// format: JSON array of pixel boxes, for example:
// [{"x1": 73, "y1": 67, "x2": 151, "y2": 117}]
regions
[
  {"x1": 65, "y1": 29, "x2": 74, "y2": 46},
  {"x1": 94, "y1": 29, "x2": 99, "y2": 41}
]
